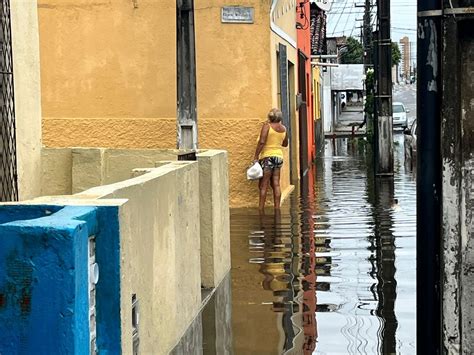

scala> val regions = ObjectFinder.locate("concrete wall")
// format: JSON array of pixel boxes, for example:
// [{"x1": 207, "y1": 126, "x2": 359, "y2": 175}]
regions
[
  {"x1": 11, "y1": 0, "x2": 42, "y2": 200},
  {"x1": 197, "y1": 151, "x2": 231, "y2": 288},
  {"x1": 193, "y1": 0, "x2": 298, "y2": 206},
  {"x1": 2, "y1": 147, "x2": 232, "y2": 352},
  {"x1": 77, "y1": 162, "x2": 202, "y2": 353},
  {"x1": 38, "y1": 0, "x2": 177, "y2": 148},
  {"x1": 42, "y1": 147, "x2": 232, "y2": 286},
  {"x1": 0, "y1": 204, "x2": 123, "y2": 354},
  {"x1": 441, "y1": 18, "x2": 474, "y2": 354},
  {"x1": 41, "y1": 148, "x2": 179, "y2": 196}
]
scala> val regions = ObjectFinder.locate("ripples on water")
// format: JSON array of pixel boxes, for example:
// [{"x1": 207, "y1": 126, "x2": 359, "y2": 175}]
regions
[{"x1": 230, "y1": 136, "x2": 416, "y2": 354}]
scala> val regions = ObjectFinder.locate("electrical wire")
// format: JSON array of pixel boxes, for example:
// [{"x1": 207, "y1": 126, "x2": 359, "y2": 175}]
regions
[{"x1": 329, "y1": 0, "x2": 350, "y2": 35}]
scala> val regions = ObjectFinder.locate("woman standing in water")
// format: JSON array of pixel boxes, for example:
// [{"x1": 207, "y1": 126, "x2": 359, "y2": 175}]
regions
[{"x1": 253, "y1": 108, "x2": 288, "y2": 211}]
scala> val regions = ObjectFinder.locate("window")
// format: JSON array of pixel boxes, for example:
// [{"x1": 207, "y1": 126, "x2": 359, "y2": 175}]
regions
[{"x1": 393, "y1": 104, "x2": 405, "y2": 113}]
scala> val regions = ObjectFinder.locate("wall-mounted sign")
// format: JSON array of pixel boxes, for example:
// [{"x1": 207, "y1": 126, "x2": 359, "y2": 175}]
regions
[
  {"x1": 310, "y1": 0, "x2": 333, "y2": 12},
  {"x1": 221, "y1": 6, "x2": 254, "y2": 24}
]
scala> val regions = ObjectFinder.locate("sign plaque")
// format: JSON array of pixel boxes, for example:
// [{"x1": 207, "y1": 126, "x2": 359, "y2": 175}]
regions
[
  {"x1": 310, "y1": 0, "x2": 333, "y2": 12},
  {"x1": 221, "y1": 6, "x2": 254, "y2": 24}
]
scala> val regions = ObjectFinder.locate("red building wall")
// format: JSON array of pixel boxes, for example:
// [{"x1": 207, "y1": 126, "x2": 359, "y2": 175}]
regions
[{"x1": 297, "y1": 1, "x2": 315, "y2": 168}]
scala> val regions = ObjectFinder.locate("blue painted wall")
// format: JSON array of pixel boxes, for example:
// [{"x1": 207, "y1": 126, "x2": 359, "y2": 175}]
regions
[{"x1": 0, "y1": 205, "x2": 122, "y2": 354}]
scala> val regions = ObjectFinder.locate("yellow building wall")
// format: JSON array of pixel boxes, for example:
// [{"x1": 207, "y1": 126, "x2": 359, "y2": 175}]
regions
[
  {"x1": 39, "y1": 0, "x2": 299, "y2": 207},
  {"x1": 196, "y1": 0, "x2": 299, "y2": 207},
  {"x1": 39, "y1": 0, "x2": 177, "y2": 148},
  {"x1": 313, "y1": 66, "x2": 322, "y2": 120},
  {"x1": 270, "y1": 0, "x2": 300, "y2": 188}
]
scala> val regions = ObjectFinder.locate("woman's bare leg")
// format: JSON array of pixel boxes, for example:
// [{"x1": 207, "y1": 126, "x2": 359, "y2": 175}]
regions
[
  {"x1": 271, "y1": 168, "x2": 282, "y2": 209},
  {"x1": 259, "y1": 170, "x2": 272, "y2": 211}
]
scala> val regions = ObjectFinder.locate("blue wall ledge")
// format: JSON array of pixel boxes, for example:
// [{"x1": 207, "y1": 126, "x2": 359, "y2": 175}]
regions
[{"x1": 0, "y1": 204, "x2": 121, "y2": 354}]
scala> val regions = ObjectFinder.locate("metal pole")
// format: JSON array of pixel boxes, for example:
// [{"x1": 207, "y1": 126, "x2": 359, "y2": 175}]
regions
[
  {"x1": 374, "y1": 0, "x2": 393, "y2": 175},
  {"x1": 416, "y1": 0, "x2": 442, "y2": 353}
]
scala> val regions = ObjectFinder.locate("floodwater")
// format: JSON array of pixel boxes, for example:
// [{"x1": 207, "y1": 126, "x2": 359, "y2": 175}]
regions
[{"x1": 228, "y1": 134, "x2": 416, "y2": 354}]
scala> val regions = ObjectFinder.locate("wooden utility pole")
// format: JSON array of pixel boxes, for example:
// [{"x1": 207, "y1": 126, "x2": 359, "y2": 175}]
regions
[
  {"x1": 374, "y1": 0, "x2": 393, "y2": 175},
  {"x1": 356, "y1": 0, "x2": 373, "y2": 69}
]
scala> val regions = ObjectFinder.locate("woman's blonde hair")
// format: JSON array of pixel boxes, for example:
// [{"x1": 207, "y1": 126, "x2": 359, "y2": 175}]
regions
[{"x1": 268, "y1": 108, "x2": 283, "y2": 123}]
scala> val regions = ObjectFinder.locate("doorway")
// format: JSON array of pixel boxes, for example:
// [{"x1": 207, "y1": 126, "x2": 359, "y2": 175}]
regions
[
  {"x1": 298, "y1": 50, "x2": 309, "y2": 178},
  {"x1": 278, "y1": 44, "x2": 297, "y2": 183}
]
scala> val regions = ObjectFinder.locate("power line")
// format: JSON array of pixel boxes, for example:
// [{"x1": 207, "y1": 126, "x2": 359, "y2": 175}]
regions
[{"x1": 329, "y1": 0, "x2": 351, "y2": 35}]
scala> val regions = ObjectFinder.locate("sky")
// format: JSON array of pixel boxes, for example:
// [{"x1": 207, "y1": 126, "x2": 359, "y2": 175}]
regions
[{"x1": 325, "y1": 0, "x2": 417, "y2": 43}]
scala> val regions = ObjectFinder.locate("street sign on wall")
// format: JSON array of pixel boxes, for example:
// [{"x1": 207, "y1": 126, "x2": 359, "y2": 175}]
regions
[{"x1": 221, "y1": 6, "x2": 254, "y2": 24}]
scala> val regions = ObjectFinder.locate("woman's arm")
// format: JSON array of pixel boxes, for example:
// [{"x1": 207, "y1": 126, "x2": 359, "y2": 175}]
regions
[
  {"x1": 282, "y1": 130, "x2": 289, "y2": 147},
  {"x1": 253, "y1": 124, "x2": 270, "y2": 161}
]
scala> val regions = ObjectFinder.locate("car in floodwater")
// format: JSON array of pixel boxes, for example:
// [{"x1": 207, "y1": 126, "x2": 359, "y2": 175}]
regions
[
  {"x1": 404, "y1": 119, "x2": 417, "y2": 162},
  {"x1": 393, "y1": 102, "x2": 409, "y2": 129}
]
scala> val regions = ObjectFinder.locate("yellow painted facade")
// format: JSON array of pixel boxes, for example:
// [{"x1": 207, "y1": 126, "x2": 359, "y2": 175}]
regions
[
  {"x1": 39, "y1": 0, "x2": 177, "y2": 145},
  {"x1": 39, "y1": 0, "x2": 300, "y2": 207},
  {"x1": 313, "y1": 65, "x2": 322, "y2": 120}
]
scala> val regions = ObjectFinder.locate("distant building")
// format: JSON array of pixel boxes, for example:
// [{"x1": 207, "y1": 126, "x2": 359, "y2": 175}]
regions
[{"x1": 399, "y1": 36, "x2": 411, "y2": 79}]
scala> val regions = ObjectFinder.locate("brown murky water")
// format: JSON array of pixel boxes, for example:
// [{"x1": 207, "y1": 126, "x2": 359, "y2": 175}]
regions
[{"x1": 229, "y1": 135, "x2": 416, "y2": 354}]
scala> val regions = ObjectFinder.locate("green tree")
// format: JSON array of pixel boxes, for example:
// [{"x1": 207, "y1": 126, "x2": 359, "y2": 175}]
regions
[
  {"x1": 340, "y1": 37, "x2": 363, "y2": 64},
  {"x1": 340, "y1": 37, "x2": 403, "y2": 66},
  {"x1": 391, "y1": 42, "x2": 401, "y2": 66}
]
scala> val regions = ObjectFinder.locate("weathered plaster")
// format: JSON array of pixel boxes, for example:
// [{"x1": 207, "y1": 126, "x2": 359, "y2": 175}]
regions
[
  {"x1": 459, "y1": 27, "x2": 474, "y2": 353},
  {"x1": 441, "y1": 18, "x2": 474, "y2": 354},
  {"x1": 0, "y1": 205, "x2": 123, "y2": 353}
]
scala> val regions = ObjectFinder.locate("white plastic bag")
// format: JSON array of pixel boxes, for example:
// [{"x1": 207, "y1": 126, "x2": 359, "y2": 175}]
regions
[{"x1": 246, "y1": 161, "x2": 263, "y2": 180}]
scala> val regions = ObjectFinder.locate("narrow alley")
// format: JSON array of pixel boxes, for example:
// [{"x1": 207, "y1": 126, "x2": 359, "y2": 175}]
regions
[
  {"x1": 0, "y1": 0, "x2": 472, "y2": 353},
  {"x1": 228, "y1": 131, "x2": 416, "y2": 354}
]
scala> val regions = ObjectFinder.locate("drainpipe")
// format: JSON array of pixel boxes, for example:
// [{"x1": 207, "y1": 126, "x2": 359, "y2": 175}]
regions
[
  {"x1": 416, "y1": 0, "x2": 442, "y2": 352},
  {"x1": 270, "y1": 0, "x2": 297, "y2": 49}
]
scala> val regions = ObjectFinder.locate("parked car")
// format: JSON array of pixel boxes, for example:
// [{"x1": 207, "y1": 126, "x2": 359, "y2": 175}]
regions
[
  {"x1": 393, "y1": 102, "x2": 409, "y2": 129},
  {"x1": 404, "y1": 119, "x2": 417, "y2": 161}
]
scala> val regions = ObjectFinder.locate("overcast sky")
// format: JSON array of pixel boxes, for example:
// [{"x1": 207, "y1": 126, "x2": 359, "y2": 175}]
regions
[{"x1": 326, "y1": 0, "x2": 417, "y2": 43}]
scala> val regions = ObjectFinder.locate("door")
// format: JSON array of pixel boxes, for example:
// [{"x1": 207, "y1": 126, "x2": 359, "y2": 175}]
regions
[
  {"x1": 278, "y1": 44, "x2": 295, "y2": 182},
  {"x1": 298, "y1": 51, "x2": 309, "y2": 178},
  {"x1": 0, "y1": 0, "x2": 17, "y2": 201}
]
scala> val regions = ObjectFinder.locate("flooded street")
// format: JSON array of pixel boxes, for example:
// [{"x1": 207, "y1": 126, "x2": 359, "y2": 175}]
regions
[{"x1": 228, "y1": 133, "x2": 416, "y2": 354}]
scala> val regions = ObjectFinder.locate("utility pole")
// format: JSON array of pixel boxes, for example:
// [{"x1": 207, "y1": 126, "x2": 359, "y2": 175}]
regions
[
  {"x1": 356, "y1": 0, "x2": 373, "y2": 69},
  {"x1": 417, "y1": 0, "x2": 474, "y2": 352},
  {"x1": 374, "y1": 0, "x2": 393, "y2": 175},
  {"x1": 416, "y1": 0, "x2": 441, "y2": 349},
  {"x1": 177, "y1": 0, "x2": 198, "y2": 150}
]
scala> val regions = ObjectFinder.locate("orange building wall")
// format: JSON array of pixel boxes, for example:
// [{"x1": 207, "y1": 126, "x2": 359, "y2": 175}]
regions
[{"x1": 296, "y1": 1, "x2": 315, "y2": 165}]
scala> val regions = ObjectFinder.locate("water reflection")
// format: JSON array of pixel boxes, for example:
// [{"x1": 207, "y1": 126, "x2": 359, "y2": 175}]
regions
[{"x1": 230, "y1": 135, "x2": 415, "y2": 354}]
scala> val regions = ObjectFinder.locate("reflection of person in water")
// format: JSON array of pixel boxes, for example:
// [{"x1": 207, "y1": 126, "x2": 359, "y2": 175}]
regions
[
  {"x1": 257, "y1": 210, "x2": 297, "y2": 352},
  {"x1": 259, "y1": 210, "x2": 287, "y2": 293}
]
